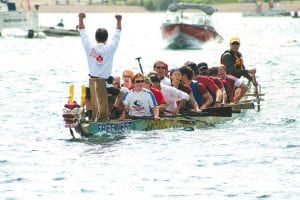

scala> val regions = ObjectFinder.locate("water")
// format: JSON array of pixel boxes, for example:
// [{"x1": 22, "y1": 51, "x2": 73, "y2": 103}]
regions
[{"x1": 1, "y1": 12, "x2": 300, "y2": 199}]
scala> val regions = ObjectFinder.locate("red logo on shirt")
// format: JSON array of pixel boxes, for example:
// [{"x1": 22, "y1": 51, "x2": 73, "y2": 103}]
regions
[
  {"x1": 91, "y1": 48, "x2": 103, "y2": 62},
  {"x1": 96, "y1": 54, "x2": 103, "y2": 62}
]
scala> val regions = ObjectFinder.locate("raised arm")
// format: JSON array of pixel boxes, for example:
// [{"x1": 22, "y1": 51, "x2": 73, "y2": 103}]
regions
[
  {"x1": 78, "y1": 13, "x2": 86, "y2": 30},
  {"x1": 115, "y1": 14, "x2": 122, "y2": 30}
]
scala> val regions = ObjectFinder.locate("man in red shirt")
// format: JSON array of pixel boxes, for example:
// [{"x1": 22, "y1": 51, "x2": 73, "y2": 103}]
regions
[
  {"x1": 144, "y1": 76, "x2": 167, "y2": 113},
  {"x1": 187, "y1": 62, "x2": 223, "y2": 107}
]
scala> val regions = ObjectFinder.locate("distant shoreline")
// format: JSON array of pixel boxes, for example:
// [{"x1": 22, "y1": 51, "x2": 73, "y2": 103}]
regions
[{"x1": 35, "y1": 2, "x2": 300, "y2": 13}]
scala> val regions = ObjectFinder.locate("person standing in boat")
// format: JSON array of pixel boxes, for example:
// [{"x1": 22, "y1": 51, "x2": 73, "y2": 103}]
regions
[
  {"x1": 121, "y1": 73, "x2": 160, "y2": 120},
  {"x1": 221, "y1": 36, "x2": 256, "y2": 82},
  {"x1": 78, "y1": 13, "x2": 123, "y2": 120}
]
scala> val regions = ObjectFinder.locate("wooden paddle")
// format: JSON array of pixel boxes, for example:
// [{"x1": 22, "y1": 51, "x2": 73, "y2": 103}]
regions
[
  {"x1": 135, "y1": 57, "x2": 144, "y2": 74},
  {"x1": 187, "y1": 106, "x2": 233, "y2": 117}
]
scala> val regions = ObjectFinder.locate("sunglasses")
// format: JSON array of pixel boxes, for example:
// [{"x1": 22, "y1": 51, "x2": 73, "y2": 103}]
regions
[
  {"x1": 123, "y1": 75, "x2": 131, "y2": 78},
  {"x1": 231, "y1": 42, "x2": 240, "y2": 45},
  {"x1": 135, "y1": 80, "x2": 144, "y2": 84},
  {"x1": 156, "y1": 66, "x2": 165, "y2": 70}
]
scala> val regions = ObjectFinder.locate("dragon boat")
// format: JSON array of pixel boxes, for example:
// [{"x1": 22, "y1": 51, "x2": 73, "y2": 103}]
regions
[{"x1": 62, "y1": 75, "x2": 263, "y2": 138}]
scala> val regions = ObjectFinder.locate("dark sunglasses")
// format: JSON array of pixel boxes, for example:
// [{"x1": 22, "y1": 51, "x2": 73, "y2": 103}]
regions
[
  {"x1": 156, "y1": 66, "x2": 165, "y2": 70},
  {"x1": 135, "y1": 80, "x2": 144, "y2": 84},
  {"x1": 231, "y1": 42, "x2": 240, "y2": 45}
]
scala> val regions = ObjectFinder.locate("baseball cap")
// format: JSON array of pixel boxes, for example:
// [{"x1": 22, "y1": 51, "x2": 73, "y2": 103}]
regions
[
  {"x1": 230, "y1": 36, "x2": 240, "y2": 44},
  {"x1": 198, "y1": 62, "x2": 208, "y2": 70}
]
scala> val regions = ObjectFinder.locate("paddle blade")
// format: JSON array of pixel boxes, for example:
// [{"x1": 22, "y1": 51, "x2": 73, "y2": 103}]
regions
[
  {"x1": 81, "y1": 85, "x2": 86, "y2": 107},
  {"x1": 68, "y1": 84, "x2": 74, "y2": 104},
  {"x1": 202, "y1": 106, "x2": 232, "y2": 117}
]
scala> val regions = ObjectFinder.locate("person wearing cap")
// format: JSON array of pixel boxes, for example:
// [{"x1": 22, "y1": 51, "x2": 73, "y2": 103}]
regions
[
  {"x1": 153, "y1": 60, "x2": 171, "y2": 86},
  {"x1": 121, "y1": 73, "x2": 160, "y2": 120},
  {"x1": 148, "y1": 71, "x2": 189, "y2": 116},
  {"x1": 221, "y1": 36, "x2": 256, "y2": 81},
  {"x1": 143, "y1": 76, "x2": 167, "y2": 113},
  {"x1": 198, "y1": 62, "x2": 209, "y2": 76}
]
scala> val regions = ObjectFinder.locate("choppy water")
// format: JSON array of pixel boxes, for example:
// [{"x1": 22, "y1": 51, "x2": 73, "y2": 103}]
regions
[{"x1": 1, "y1": 12, "x2": 300, "y2": 199}]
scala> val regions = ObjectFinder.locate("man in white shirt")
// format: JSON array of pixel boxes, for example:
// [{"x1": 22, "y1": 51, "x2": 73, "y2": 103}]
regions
[{"x1": 78, "y1": 13, "x2": 122, "y2": 119}]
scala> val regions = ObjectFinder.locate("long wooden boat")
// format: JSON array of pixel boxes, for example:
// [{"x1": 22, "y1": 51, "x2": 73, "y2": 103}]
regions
[
  {"x1": 62, "y1": 78, "x2": 263, "y2": 138},
  {"x1": 63, "y1": 105, "x2": 256, "y2": 138}
]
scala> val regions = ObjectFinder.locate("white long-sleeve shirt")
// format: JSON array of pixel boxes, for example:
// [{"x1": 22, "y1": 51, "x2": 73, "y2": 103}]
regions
[
  {"x1": 80, "y1": 29, "x2": 121, "y2": 79},
  {"x1": 160, "y1": 84, "x2": 189, "y2": 113}
]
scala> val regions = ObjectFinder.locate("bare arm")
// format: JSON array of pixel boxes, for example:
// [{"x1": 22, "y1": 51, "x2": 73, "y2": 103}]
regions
[
  {"x1": 200, "y1": 92, "x2": 213, "y2": 110},
  {"x1": 152, "y1": 107, "x2": 160, "y2": 120},
  {"x1": 189, "y1": 92, "x2": 201, "y2": 112},
  {"x1": 115, "y1": 14, "x2": 122, "y2": 30},
  {"x1": 78, "y1": 13, "x2": 86, "y2": 29}
]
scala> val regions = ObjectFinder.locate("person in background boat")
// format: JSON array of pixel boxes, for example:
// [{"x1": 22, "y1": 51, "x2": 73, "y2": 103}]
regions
[
  {"x1": 293, "y1": 10, "x2": 299, "y2": 18},
  {"x1": 187, "y1": 61, "x2": 223, "y2": 107},
  {"x1": 217, "y1": 65, "x2": 248, "y2": 104},
  {"x1": 57, "y1": 19, "x2": 64, "y2": 28},
  {"x1": 268, "y1": 0, "x2": 274, "y2": 9},
  {"x1": 121, "y1": 73, "x2": 160, "y2": 120},
  {"x1": 169, "y1": 68, "x2": 201, "y2": 113},
  {"x1": 78, "y1": 12, "x2": 123, "y2": 119},
  {"x1": 153, "y1": 60, "x2": 171, "y2": 85},
  {"x1": 221, "y1": 36, "x2": 256, "y2": 82},
  {"x1": 148, "y1": 71, "x2": 189, "y2": 116},
  {"x1": 143, "y1": 76, "x2": 167, "y2": 113},
  {"x1": 180, "y1": 66, "x2": 213, "y2": 110}
]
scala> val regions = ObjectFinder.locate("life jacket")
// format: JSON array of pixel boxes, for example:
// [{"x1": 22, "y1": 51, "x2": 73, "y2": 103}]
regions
[
  {"x1": 221, "y1": 50, "x2": 245, "y2": 70},
  {"x1": 190, "y1": 80, "x2": 203, "y2": 106}
]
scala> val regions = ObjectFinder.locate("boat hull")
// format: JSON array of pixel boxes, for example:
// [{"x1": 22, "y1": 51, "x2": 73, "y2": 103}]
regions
[
  {"x1": 243, "y1": 8, "x2": 291, "y2": 17},
  {"x1": 73, "y1": 106, "x2": 238, "y2": 137},
  {"x1": 160, "y1": 23, "x2": 220, "y2": 49},
  {"x1": 41, "y1": 26, "x2": 80, "y2": 37}
]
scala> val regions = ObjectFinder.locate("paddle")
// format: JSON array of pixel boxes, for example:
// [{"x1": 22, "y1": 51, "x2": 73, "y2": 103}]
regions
[
  {"x1": 252, "y1": 74, "x2": 261, "y2": 112},
  {"x1": 135, "y1": 57, "x2": 144, "y2": 74},
  {"x1": 186, "y1": 106, "x2": 233, "y2": 117}
]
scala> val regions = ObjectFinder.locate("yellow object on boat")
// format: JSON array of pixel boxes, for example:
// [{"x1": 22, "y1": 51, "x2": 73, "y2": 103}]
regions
[
  {"x1": 81, "y1": 85, "x2": 86, "y2": 107},
  {"x1": 68, "y1": 84, "x2": 74, "y2": 103}
]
